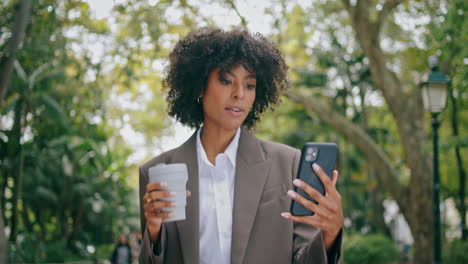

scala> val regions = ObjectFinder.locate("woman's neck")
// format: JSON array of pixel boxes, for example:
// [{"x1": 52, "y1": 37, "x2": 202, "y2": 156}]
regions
[{"x1": 200, "y1": 125, "x2": 238, "y2": 165}]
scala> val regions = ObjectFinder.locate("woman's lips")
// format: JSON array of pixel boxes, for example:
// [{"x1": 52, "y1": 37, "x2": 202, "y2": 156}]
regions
[{"x1": 225, "y1": 107, "x2": 244, "y2": 117}]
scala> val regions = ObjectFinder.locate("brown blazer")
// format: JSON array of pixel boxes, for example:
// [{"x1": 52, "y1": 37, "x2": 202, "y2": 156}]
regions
[{"x1": 139, "y1": 128, "x2": 343, "y2": 264}]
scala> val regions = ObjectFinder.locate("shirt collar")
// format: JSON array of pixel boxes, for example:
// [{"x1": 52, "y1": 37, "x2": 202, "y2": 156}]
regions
[{"x1": 196, "y1": 127, "x2": 241, "y2": 167}]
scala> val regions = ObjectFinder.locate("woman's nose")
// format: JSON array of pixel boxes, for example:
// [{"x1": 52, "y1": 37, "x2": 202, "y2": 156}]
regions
[{"x1": 232, "y1": 83, "x2": 244, "y2": 100}]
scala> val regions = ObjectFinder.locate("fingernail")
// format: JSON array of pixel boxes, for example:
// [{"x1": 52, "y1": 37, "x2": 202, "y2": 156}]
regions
[
  {"x1": 312, "y1": 163, "x2": 320, "y2": 171},
  {"x1": 169, "y1": 191, "x2": 176, "y2": 196},
  {"x1": 293, "y1": 179, "x2": 303, "y2": 187},
  {"x1": 160, "y1": 182, "x2": 168, "y2": 187},
  {"x1": 170, "y1": 202, "x2": 176, "y2": 207},
  {"x1": 287, "y1": 190, "x2": 297, "y2": 198},
  {"x1": 281, "y1": 212, "x2": 290, "y2": 219}
]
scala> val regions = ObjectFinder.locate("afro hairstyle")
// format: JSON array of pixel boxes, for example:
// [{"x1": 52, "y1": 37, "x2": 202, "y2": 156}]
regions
[{"x1": 163, "y1": 27, "x2": 289, "y2": 129}]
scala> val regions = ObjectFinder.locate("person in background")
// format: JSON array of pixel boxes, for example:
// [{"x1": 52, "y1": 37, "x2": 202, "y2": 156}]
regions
[{"x1": 110, "y1": 233, "x2": 132, "y2": 264}]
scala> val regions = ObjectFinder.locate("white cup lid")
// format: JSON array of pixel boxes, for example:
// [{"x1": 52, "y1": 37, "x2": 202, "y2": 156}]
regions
[{"x1": 149, "y1": 163, "x2": 188, "y2": 181}]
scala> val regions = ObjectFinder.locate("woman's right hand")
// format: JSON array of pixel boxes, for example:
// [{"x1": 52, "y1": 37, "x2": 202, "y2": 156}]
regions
[{"x1": 143, "y1": 182, "x2": 190, "y2": 242}]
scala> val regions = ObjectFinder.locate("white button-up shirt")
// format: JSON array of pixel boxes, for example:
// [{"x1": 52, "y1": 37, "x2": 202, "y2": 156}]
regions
[{"x1": 197, "y1": 127, "x2": 240, "y2": 264}]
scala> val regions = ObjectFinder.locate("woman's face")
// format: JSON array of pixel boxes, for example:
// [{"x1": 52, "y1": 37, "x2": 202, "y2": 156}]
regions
[
  {"x1": 118, "y1": 234, "x2": 127, "y2": 244},
  {"x1": 201, "y1": 64, "x2": 256, "y2": 132}
]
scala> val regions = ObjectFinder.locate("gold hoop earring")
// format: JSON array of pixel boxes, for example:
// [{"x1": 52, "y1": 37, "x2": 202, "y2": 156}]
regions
[{"x1": 197, "y1": 96, "x2": 202, "y2": 104}]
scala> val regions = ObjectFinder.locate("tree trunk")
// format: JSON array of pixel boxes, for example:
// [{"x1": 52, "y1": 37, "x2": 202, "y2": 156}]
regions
[
  {"x1": 449, "y1": 84, "x2": 467, "y2": 240},
  {"x1": 0, "y1": 0, "x2": 32, "y2": 107},
  {"x1": 0, "y1": 167, "x2": 7, "y2": 226},
  {"x1": 338, "y1": 1, "x2": 434, "y2": 262},
  {"x1": 0, "y1": 0, "x2": 31, "y2": 258},
  {"x1": 21, "y1": 202, "x2": 33, "y2": 234},
  {"x1": 0, "y1": 161, "x2": 7, "y2": 264},
  {"x1": 69, "y1": 206, "x2": 85, "y2": 244},
  {"x1": 33, "y1": 208, "x2": 46, "y2": 242},
  {"x1": 368, "y1": 167, "x2": 392, "y2": 237},
  {"x1": 8, "y1": 99, "x2": 24, "y2": 243},
  {"x1": 0, "y1": 204, "x2": 7, "y2": 264}
]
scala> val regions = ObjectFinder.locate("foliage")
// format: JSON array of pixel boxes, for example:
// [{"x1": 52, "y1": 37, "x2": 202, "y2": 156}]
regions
[
  {"x1": 343, "y1": 234, "x2": 399, "y2": 264},
  {"x1": 0, "y1": 0, "x2": 142, "y2": 262},
  {"x1": 8, "y1": 234, "x2": 82, "y2": 263},
  {"x1": 443, "y1": 239, "x2": 468, "y2": 264},
  {"x1": 428, "y1": 0, "x2": 468, "y2": 212}
]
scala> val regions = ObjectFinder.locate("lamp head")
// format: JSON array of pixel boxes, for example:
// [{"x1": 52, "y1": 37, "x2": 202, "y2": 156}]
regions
[{"x1": 420, "y1": 57, "x2": 450, "y2": 113}]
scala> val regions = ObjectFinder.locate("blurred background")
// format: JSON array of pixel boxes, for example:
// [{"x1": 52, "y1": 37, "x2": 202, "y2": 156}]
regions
[{"x1": 0, "y1": 0, "x2": 466, "y2": 263}]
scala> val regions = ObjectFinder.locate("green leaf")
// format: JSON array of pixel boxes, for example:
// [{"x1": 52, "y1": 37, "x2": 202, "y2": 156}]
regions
[
  {"x1": 72, "y1": 182, "x2": 92, "y2": 197},
  {"x1": 39, "y1": 94, "x2": 70, "y2": 130},
  {"x1": 35, "y1": 186, "x2": 59, "y2": 206}
]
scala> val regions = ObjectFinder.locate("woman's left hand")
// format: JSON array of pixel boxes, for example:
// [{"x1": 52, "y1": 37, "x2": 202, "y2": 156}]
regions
[{"x1": 281, "y1": 163, "x2": 344, "y2": 250}]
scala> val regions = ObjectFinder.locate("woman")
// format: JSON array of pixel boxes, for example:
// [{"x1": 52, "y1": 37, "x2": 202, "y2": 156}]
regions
[
  {"x1": 139, "y1": 27, "x2": 344, "y2": 264},
  {"x1": 111, "y1": 234, "x2": 132, "y2": 264}
]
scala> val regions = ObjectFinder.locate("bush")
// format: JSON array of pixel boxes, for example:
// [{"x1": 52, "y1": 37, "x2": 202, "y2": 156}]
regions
[
  {"x1": 444, "y1": 239, "x2": 468, "y2": 264},
  {"x1": 42, "y1": 240, "x2": 82, "y2": 262},
  {"x1": 9, "y1": 235, "x2": 83, "y2": 263},
  {"x1": 344, "y1": 233, "x2": 399, "y2": 264}
]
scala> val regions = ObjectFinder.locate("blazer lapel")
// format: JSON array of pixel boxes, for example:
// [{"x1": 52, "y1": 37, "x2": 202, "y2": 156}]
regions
[
  {"x1": 173, "y1": 131, "x2": 200, "y2": 264},
  {"x1": 230, "y1": 128, "x2": 272, "y2": 264}
]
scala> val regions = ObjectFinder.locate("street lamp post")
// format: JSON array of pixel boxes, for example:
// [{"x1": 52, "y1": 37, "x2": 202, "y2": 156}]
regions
[
  {"x1": 420, "y1": 56, "x2": 450, "y2": 264},
  {"x1": 431, "y1": 111, "x2": 442, "y2": 264}
]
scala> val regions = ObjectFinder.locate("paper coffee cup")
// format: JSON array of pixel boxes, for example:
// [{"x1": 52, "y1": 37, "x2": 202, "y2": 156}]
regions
[{"x1": 148, "y1": 163, "x2": 188, "y2": 222}]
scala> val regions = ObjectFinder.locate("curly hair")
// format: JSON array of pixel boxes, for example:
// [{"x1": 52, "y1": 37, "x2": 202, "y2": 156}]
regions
[{"x1": 163, "y1": 27, "x2": 289, "y2": 129}]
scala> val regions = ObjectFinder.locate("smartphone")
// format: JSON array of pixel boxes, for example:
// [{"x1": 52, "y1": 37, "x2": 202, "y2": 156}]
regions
[{"x1": 290, "y1": 142, "x2": 338, "y2": 216}]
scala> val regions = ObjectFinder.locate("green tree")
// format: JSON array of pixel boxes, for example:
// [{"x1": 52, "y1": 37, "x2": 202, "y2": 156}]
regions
[
  {"x1": 1, "y1": 0, "x2": 142, "y2": 261},
  {"x1": 0, "y1": 0, "x2": 32, "y2": 262}
]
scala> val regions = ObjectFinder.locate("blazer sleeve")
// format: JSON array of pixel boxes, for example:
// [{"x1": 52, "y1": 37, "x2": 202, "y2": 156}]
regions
[
  {"x1": 139, "y1": 224, "x2": 167, "y2": 264},
  {"x1": 290, "y1": 149, "x2": 343, "y2": 264},
  {"x1": 138, "y1": 165, "x2": 168, "y2": 264}
]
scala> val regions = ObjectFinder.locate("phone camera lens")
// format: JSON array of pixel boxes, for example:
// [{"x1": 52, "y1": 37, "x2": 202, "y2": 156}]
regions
[{"x1": 305, "y1": 155, "x2": 312, "y2": 161}]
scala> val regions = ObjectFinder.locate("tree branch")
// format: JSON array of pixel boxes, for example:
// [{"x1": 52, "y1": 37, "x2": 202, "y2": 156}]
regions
[
  {"x1": 284, "y1": 89, "x2": 409, "y2": 215},
  {"x1": 375, "y1": 0, "x2": 404, "y2": 33},
  {"x1": 0, "y1": 0, "x2": 32, "y2": 107},
  {"x1": 14, "y1": 61, "x2": 50, "y2": 90},
  {"x1": 224, "y1": 0, "x2": 248, "y2": 30},
  {"x1": 341, "y1": 0, "x2": 350, "y2": 9},
  {"x1": 355, "y1": 0, "x2": 372, "y2": 23},
  {"x1": 357, "y1": 0, "x2": 372, "y2": 10}
]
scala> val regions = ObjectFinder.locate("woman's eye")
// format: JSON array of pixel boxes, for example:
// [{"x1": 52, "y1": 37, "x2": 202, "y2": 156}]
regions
[
  {"x1": 246, "y1": 84, "x2": 256, "y2": 89},
  {"x1": 220, "y1": 79, "x2": 232, "y2": 85}
]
